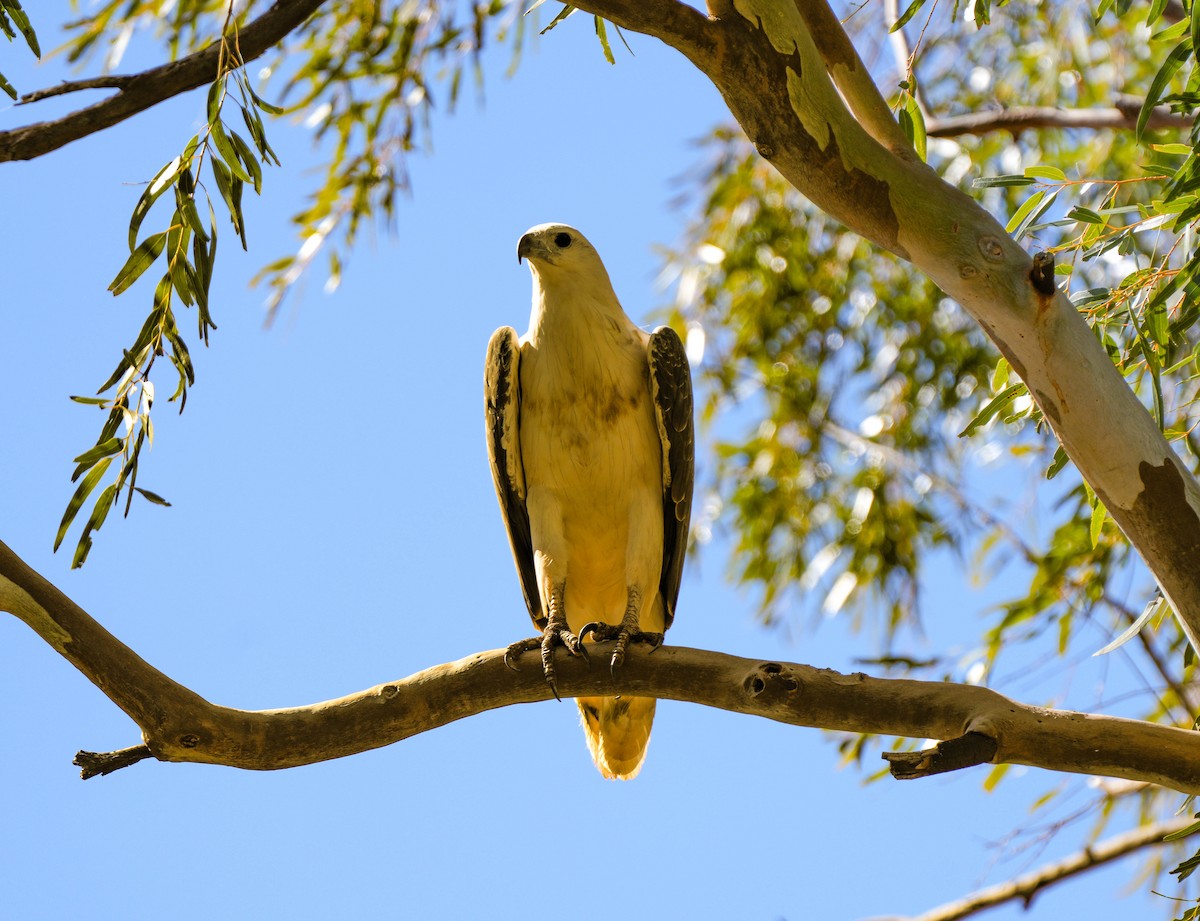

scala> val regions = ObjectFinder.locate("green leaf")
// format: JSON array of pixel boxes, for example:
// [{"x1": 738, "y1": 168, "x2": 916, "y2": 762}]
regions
[
  {"x1": 1067, "y1": 205, "x2": 1105, "y2": 224},
  {"x1": 134, "y1": 487, "x2": 172, "y2": 507},
  {"x1": 1152, "y1": 142, "x2": 1193, "y2": 155},
  {"x1": 72, "y1": 483, "x2": 118, "y2": 569},
  {"x1": 210, "y1": 158, "x2": 247, "y2": 249},
  {"x1": 1023, "y1": 165, "x2": 1066, "y2": 181},
  {"x1": 1046, "y1": 445, "x2": 1070, "y2": 479},
  {"x1": 108, "y1": 232, "x2": 167, "y2": 296},
  {"x1": 540, "y1": 4, "x2": 578, "y2": 35},
  {"x1": 0, "y1": 70, "x2": 16, "y2": 100},
  {"x1": 128, "y1": 156, "x2": 184, "y2": 250},
  {"x1": 210, "y1": 120, "x2": 252, "y2": 184},
  {"x1": 890, "y1": 0, "x2": 928, "y2": 31},
  {"x1": 1006, "y1": 189, "x2": 1045, "y2": 234},
  {"x1": 959, "y1": 383, "x2": 1025, "y2": 437},
  {"x1": 69, "y1": 395, "x2": 108, "y2": 406},
  {"x1": 72, "y1": 437, "x2": 123, "y2": 466},
  {"x1": 1191, "y1": 0, "x2": 1200, "y2": 67},
  {"x1": 1089, "y1": 497, "x2": 1107, "y2": 548},
  {"x1": 247, "y1": 85, "x2": 285, "y2": 116},
  {"x1": 898, "y1": 94, "x2": 926, "y2": 161},
  {"x1": 593, "y1": 16, "x2": 614, "y2": 64},
  {"x1": 1138, "y1": 41, "x2": 1191, "y2": 141},
  {"x1": 54, "y1": 456, "x2": 113, "y2": 552},
  {"x1": 228, "y1": 130, "x2": 264, "y2": 193},
  {"x1": 3, "y1": 0, "x2": 39, "y2": 56},
  {"x1": 1166, "y1": 816, "x2": 1200, "y2": 842},
  {"x1": 973, "y1": 175, "x2": 1036, "y2": 188}
]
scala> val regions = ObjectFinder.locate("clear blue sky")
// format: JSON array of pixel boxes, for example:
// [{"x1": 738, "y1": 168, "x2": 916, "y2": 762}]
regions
[{"x1": 0, "y1": 5, "x2": 1172, "y2": 919}]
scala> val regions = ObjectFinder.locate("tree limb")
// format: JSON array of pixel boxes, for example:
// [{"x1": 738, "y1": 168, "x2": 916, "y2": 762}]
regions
[
  {"x1": 0, "y1": 0, "x2": 328, "y2": 162},
  {"x1": 869, "y1": 817, "x2": 1198, "y2": 921},
  {"x1": 4, "y1": 538, "x2": 1200, "y2": 791},
  {"x1": 927, "y1": 104, "x2": 1194, "y2": 138}
]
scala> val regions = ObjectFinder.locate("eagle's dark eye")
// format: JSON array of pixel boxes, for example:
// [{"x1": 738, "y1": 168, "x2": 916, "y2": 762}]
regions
[{"x1": 555, "y1": 232, "x2": 573, "y2": 248}]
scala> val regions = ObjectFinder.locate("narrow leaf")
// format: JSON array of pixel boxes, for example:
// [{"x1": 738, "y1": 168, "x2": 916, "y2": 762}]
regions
[
  {"x1": 1089, "y1": 497, "x2": 1107, "y2": 547},
  {"x1": 1138, "y1": 41, "x2": 1191, "y2": 141},
  {"x1": 54, "y1": 457, "x2": 113, "y2": 551},
  {"x1": 1093, "y1": 596, "x2": 1165, "y2": 656},
  {"x1": 134, "y1": 487, "x2": 172, "y2": 507},
  {"x1": 72, "y1": 483, "x2": 118, "y2": 569},
  {"x1": 959, "y1": 383, "x2": 1025, "y2": 437},
  {"x1": 72, "y1": 437, "x2": 123, "y2": 466},
  {"x1": 890, "y1": 0, "x2": 928, "y2": 31},
  {"x1": 1024, "y1": 165, "x2": 1066, "y2": 181},
  {"x1": 128, "y1": 156, "x2": 183, "y2": 250},
  {"x1": 594, "y1": 16, "x2": 615, "y2": 65},
  {"x1": 1005, "y1": 189, "x2": 1046, "y2": 234},
  {"x1": 108, "y1": 232, "x2": 167, "y2": 296},
  {"x1": 4, "y1": 0, "x2": 39, "y2": 56},
  {"x1": 540, "y1": 4, "x2": 577, "y2": 35}
]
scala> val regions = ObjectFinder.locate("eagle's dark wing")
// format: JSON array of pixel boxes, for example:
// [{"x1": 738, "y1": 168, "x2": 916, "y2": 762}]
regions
[
  {"x1": 484, "y1": 326, "x2": 544, "y2": 629},
  {"x1": 648, "y1": 326, "x2": 695, "y2": 629}
]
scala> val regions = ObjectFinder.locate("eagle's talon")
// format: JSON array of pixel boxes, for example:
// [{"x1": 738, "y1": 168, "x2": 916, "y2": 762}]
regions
[{"x1": 504, "y1": 636, "x2": 542, "y2": 671}]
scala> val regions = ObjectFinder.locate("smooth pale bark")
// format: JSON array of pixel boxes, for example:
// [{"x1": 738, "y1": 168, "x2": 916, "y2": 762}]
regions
[
  {"x1": 568, "y1": 0, "x2": 1200, "y2": 648},
  {"x1": 4, "y1": 537, "x2": 1200, "y2": 792}
]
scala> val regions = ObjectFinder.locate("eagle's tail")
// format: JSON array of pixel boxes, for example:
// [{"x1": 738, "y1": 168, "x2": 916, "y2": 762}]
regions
[{"x1": 576, "y1": 695, "x2": 656, "y2": 780}]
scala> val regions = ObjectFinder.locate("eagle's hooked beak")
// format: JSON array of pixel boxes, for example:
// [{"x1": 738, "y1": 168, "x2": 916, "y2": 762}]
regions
[{"x1": 517, "y1": 233, "x2": 550, "y2": 265}]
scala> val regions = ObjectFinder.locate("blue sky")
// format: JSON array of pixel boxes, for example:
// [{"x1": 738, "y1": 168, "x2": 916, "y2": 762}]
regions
[{"x1": 0, "y1": 5, "x2": 1178, "y2": 920}]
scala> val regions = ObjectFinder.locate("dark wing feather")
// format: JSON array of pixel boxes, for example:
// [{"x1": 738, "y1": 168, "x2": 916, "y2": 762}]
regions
[
  {"x1": 484, "y1": 327, "x2": 544, "y2": 629},
  {"x1": 648, "y1": 326, "x2": 695, "y2": 629}
]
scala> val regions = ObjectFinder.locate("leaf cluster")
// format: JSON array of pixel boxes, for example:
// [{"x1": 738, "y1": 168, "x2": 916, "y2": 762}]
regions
[
  {"x1": 58, "y1": 32, "x2": 281, "y2": 566},
  {"x1": 664, "y1": 130, "x2": 997, "y2": 639}
]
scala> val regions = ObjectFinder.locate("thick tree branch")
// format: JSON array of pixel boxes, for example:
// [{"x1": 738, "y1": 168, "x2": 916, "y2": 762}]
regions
[
  {"x1": 927, "y1": 103, "x2": 1194, "y2": 138},
  {"x1": 571, "y1": 0, "x2": 1200, "y2": 653},
  {"x1": 0, "y1": 0, "x2": 328, "y2": 162},
  {"x1": 4, "y1": 539, "x2": 1200, "y2": 791},
  {"x1": 871, "y1": 817, "x2": 1198, "y2": 921}
]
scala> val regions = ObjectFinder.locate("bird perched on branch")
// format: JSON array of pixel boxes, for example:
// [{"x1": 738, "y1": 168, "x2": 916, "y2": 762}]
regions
[{"x1": 485, "y1": 223, "x2": 694, "y2": 779}]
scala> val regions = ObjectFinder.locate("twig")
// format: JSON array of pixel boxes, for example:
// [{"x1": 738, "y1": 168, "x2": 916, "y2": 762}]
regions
[
  {"x1": 74, "y1": 744, "x2": 153, "y2": 779},
  {"x1": 927, "y1": 104, "x2": 1193, "y2": 139},
  {"x1": 867, "y1": 816, "x2": 1198, "y2": 921},
  {"x1": 19, "y1": 76, "x2": 135, "y2": 104}
]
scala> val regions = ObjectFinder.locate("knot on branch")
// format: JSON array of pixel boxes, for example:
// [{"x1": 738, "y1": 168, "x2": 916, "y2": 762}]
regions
[
  {"x1": 883, "y1": 731, "x2": 998, "y2": 781},
  {"x1": 742, "y1": 661, "x2": 801, "y2": 699}
]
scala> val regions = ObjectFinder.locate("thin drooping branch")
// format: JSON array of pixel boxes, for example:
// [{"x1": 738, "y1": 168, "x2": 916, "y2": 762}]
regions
[
  {"x1": 927, "y1": 104, "x2": 1194, "y2": 138},
  {"x1": 4, "y1": 538, "x2": 1200, "y2": 791},
  {"x1": 873, "y1": 817, "x2": 1198, "y2": 921},
  {"x1": 0, "y1": 0, "x2": 328, "y2": 162}
]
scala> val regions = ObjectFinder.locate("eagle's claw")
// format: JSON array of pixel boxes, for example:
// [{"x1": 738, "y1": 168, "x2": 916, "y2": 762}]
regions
[
  {"x1": 578, "y1": 622, "x2": 664, "y2": 675},
  {"x1": 505, "y1": 622, "x2": 588, "y2": 701}
]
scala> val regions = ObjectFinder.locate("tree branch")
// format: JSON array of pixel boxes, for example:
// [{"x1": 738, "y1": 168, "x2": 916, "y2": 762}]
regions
[
  {"x1": 791, "y1": 0, "x2": 915, "y2": 155},
  {"x1": 870, "y1": 817, "x2": 1198, "y2": 921},
  {"x1": 4, "y1": 538, "x2": 1200, "y2": 790},
  {"x1": 0, "y1": 0, "x2": 328, "y2": 162},
  {"x1": 926, "y1": 103, "x2": 1193, "y2": 138}
]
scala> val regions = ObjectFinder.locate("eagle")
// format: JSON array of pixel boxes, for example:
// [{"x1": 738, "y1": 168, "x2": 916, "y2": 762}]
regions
[{"x1": 484, "y1": 223, "x2": 694, "y2": 779}]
